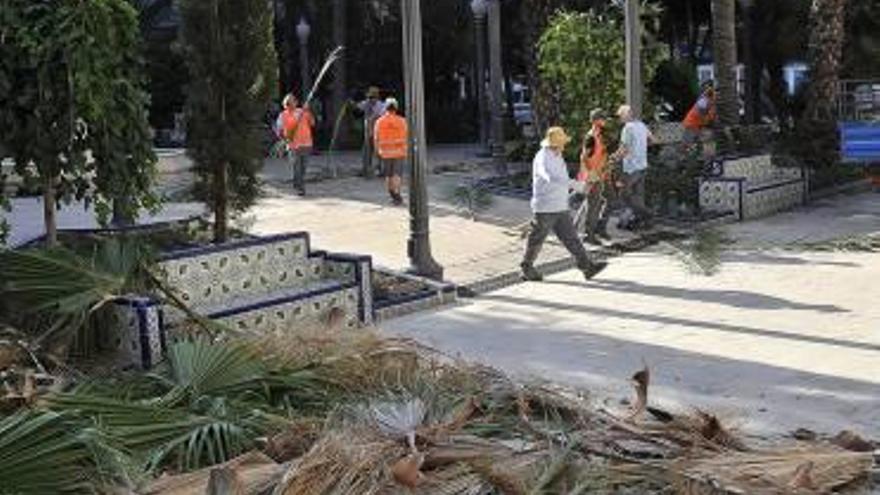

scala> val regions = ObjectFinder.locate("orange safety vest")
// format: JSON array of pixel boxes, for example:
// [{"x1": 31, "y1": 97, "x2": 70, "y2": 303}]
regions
[
  {"x1": 577, "y1": 123, "x2": 607, "y2": 183},
  {"x1": 281, "y1": 108, "x2": 314, "y2": 150},
  {"x1": 374, "y1": 111, "x2": 408, "y2": 159},
  {"x1": 682, "y1": 95, "x2": 716, "y2": 130}
]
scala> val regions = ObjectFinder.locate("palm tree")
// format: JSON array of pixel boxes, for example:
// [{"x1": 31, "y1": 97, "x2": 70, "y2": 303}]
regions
[
  {"x1": 711, "y1": 0, "x2": 739, "y2": 127},
  {"x1": 805, "y1": 0, "x2": 847, "y2": 121}
]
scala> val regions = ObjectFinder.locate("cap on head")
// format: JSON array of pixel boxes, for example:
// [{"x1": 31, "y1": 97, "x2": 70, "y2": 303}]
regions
[
  {"x1": 590, "y1": 108, "x2": 605, "y2": 122},
  {"x1": 616, "y1": 104, "x2": 633, "y2": 120},
  {"x1": 542, "y1": 126, "x2": 572, "y2": 149},
  {"x1": 367, "y1": 86, "x2": 381, "y2": 98},
  {"x1": 282, "y1": 93, "x2": 298, "y2": 108},
  {"x1": 384, "y1": 97, "x2": 399, "y2": 110}
]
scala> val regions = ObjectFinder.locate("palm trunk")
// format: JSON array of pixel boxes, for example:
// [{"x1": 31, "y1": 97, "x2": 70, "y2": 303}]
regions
[
  {"x1": 43, "y1": 174, "x2": 57, "y2": 247},
  {"x1": 805, "y1": 0, "x2": 846, "y2": 121},
  {"x1": 712, "y1": 0, "x2": 739, "y2": 127},
  {"x1": 213, "y1": 161, "x2": 228, "y2": 243}
]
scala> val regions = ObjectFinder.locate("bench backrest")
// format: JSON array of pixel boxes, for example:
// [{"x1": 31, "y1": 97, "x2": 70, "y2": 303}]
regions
[
  {"x1": 721, "y1": 154, "x2": 802, "y2": 185},
  {"x1": 840, "y1": 122, "x2": 880, "y2": 163},
  {"x1": 158, "y1": 233, "x2": 332, "y2": 313}
]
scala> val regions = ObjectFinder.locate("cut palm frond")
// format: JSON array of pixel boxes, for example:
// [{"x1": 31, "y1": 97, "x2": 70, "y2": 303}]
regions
[
  {"x1": 667, "y1": 227, "x2": 726, "y2": 276},
  {"x1": 446, "y1": 182, "x2": 494, "y2": 220},
  {"x1": 0, "y1": 410, "x2": 135, "y2": 494},
  {"x1": 0, "y1": 237, "x2": 152, "y2": 345}
]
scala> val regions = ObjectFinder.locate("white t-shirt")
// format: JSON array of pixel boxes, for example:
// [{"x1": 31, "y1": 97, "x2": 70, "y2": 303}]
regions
[{"x1": 620, "y1": 120, "x2": 651, "y2": 173}]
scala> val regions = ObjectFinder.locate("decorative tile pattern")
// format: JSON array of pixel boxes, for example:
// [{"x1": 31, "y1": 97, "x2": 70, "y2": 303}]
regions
[
  {"x1": 156, "y1": 234, "x2": 372, "y2": 336},
  {"x1": 652, "y1": 123, "x2": 685, "y2": 145},
  {"x1": 700, "y1": 153, "x2": 805, "y2": 222},
  {"x1": 699, "y1": 179, "x2": 742, "y2": 218},
  {"x1": 102, "y1": 297, "x2": 164, "y2": 370},
  {"x1": 216, "y1": 286, "x2": 361, "y2": 335}
]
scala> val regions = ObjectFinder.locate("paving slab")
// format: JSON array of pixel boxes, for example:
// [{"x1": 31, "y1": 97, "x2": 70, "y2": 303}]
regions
[{"x1": 383, "y1": 247, "x2": 880, "y2": 439}]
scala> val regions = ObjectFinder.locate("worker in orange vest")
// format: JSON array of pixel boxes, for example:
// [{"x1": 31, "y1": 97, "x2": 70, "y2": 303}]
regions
[
  {"x1": 573, "y1": 109, "x2": 612, "y2": 245},
  {"x1": 374, "y1": 97, "x2": 408, "y2": 206},
  {"x1": 278, "y1": 93, "x2": 315, "y2": 196},
  {"x1": 682, "y1": 81, "x2": 716, "y2": 144}
]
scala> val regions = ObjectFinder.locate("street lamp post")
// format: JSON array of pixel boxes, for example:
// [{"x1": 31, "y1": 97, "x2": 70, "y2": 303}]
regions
[
  {"x1": 624, "y1": 0, "x2": 643, "y2": 118},
  {"x1": 487, "y1": 0, "x2": 507, "y2": 175},
  {"x1": 402, "y1": 0, "x2": 443, "y2": 280},
  {"x1": 296, "y1": 17, "x2": 311, "y2": 95},
  {"x1": 470, "y1": 0, "x2": 490, "y2": 157}
]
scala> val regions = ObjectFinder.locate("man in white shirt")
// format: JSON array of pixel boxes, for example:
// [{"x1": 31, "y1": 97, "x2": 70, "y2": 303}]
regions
[
  {"x1": 521, "y1": 127, "x2": 608, "y2": 282},
  {"x1": 611, "y1": 105, "x2": 654, "y2": 228}
]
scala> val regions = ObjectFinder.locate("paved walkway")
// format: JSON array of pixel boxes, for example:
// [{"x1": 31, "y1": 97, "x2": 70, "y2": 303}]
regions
[{"x1": 384, "y1": 192, "x2": 880, "y2": 439}]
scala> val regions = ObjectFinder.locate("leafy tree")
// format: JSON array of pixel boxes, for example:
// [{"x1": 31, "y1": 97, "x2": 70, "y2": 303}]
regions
[
  {"x1": 178, "y1": 0, "x2": 278, "y2": 242},
  {"x1": 537, "y1": 10, "x2": 662, "y2": 142},
  {"x1": 0, "y1": 0, "x2": 157, "y2": 246}
]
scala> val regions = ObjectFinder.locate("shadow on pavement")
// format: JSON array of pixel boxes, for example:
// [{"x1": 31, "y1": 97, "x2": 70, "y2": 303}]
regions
[
  {"x1": 482, "y1": 293, "x2": 872, "y2": 352},
  {"x1": 542, "y1": 278, "x2": 850, "y2": 314}
]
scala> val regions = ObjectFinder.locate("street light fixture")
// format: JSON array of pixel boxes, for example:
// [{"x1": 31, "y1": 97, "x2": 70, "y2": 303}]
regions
[
  {"x1": 296, "y1": 16, "x2": 311, "y2": 95},
  {"x1": 402, "y1": 0, "x2": 443, "y2": 280},
  {"x1": 470, "y1": 0, "x2": 490, "y2": 157}
]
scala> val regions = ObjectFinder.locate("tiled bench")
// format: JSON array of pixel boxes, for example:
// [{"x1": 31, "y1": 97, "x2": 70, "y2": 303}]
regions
[
  {"x1": 699, "y1": 154, "x2": 806, "y2": 221},
  {"x1": 101, "y1": 232, "x2": 373, "y2": 369}
]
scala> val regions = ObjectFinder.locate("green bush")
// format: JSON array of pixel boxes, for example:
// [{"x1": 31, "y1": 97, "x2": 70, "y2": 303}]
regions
[{"x1": 537, "y1": 10, "x2": 664, "y2": 142}]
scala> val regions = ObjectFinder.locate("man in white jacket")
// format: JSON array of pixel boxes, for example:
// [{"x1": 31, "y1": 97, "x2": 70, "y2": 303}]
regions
[{"x1": 521, "y1": 127, "x2": 608, "y2": 282}]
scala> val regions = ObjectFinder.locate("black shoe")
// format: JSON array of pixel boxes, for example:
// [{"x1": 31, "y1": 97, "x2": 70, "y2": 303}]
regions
[
  {"x1": 585, "y1": 235, "x2": 602, "y2": 246},
  {"x1": 521, "y1": 263, "x2": 543, "y2": 281},
  {"x1": 295, "y1": 188, "x2": 306, "y2": 197},
  {"x1": 596, "y1": 229, "x2": 611, "y2": 240},
  {"x1": 581, "y1": 261, "x2": 608, "y2": 281}
]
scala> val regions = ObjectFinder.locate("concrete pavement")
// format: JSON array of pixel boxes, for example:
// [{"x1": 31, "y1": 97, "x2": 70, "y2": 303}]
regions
[{"x1": 384, "y1": 192, "x2": 880, "y2": 439}]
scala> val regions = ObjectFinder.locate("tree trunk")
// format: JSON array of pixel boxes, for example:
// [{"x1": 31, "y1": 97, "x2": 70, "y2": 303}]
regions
[
  {"x1": 213, "y1": 161, "x2": 228, "y2": 243},
  {"x1": 739, "y1": 0, "x2": 757, "y2": 123},
  {"x1": 805, "y1": 0, "x2": 846, "y2": 121},
  {"x1": 712, "y1": 0, "x2": 739, "y2": 127},
  {"x1": 42, "y1": 174, "x2": 57, "y2": 247}
]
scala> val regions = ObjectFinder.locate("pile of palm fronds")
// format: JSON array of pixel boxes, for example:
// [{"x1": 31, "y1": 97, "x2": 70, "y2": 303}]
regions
[
  {"x1": 1, "y1": 331, "x2": 875, "y2": 494},
  {"x1": 665, "y1": 227, "x2": 726, "y2": 276}
]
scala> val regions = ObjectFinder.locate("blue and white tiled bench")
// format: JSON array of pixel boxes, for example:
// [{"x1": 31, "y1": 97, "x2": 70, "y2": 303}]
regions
[
  {"x1": 102, "y1": 232, "x2": 373, "y2": 369},
  {"x1": 699, "y1": 154, "x2": 806, "y2": 221}
]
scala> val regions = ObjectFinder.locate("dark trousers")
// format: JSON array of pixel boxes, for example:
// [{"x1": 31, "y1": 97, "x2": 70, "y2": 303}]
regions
[
  {"x1": 362, "y1": 128, "x2": 377, "y2": 178},
  {"x1": 572, "y1": 183, "x2": 609, "y2": 237},
  {"x1": 291, "y1": 150, "x2": 309, "y2": 192},
  {"x1": 621, "y1": 170, "x2": 651, "y2": 219},
  {"x1": 523, "y1": 212, "x2": 597, "y2": 270}
]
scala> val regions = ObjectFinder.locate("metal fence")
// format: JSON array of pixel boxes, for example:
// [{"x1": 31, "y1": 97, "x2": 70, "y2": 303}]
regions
[{"x1": 838, "y1": 79, "x2": 880, "y2": 122}]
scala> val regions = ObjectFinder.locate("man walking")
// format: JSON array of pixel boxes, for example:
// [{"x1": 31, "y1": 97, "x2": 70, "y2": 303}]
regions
[
  {"x1": 611, "y1": 105, "x2": 654, "y2": 230},
  {"x1": 574, "y1": 109, "x2": 612, "y2": 244},
  {"x1": 356, "y1": 86, "x2": 386, "y2": 178},
  {"x1": 374, "y1": 97, "x2": 407, "y2": 206},
  {"x1": 521, "y1": 127, "x2": 608, "y2": 282},
  {"x1": 278, "y1": 93, "x2": 315, "y2": 196}
]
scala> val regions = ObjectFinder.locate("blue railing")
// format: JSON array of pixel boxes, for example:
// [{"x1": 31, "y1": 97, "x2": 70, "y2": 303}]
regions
[{"x1": 839, "y1": 121, "x2": 880, "y2": 163}]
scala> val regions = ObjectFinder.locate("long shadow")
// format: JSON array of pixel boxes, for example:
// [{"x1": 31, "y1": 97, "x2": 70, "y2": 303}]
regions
[
  {"x1": 542, "y1": 278, "x2": 849, "y2": 313},
  {"x1": 383, "y1": 309, "x2": 880, "y2": 436},
  {"x1": 721, "y1": 251, "x2": 860, "y2": 268},
  {"x1": 480, "y1": 293, "x2": 878, "y2": 353}
]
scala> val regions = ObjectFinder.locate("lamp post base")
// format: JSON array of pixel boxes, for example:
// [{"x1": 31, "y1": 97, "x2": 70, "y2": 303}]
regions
[{"x1": 407, "y1": 238, "x2": 444, "y2": 281}]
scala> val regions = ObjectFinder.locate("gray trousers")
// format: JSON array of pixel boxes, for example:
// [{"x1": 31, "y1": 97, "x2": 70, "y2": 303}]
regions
[
  {"x1": 621, "y1": 170, "x2": 651, "y2": 219},
  {"x1": 290, "y1": 149, "x2": 309, "y2": 192},
  {"x1": 523, "y1": 212, "x2": 597, "y2": 270}
]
